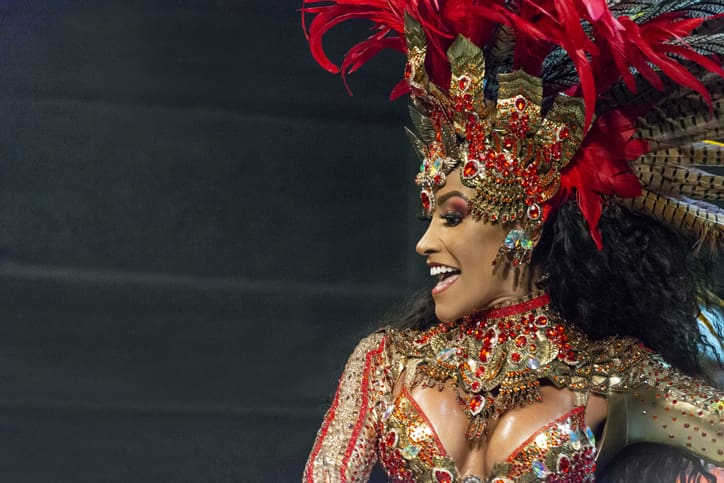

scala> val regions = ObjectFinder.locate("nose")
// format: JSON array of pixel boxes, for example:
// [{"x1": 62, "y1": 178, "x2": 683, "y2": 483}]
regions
[{"x1": 416, "y1": 218, "x2": 440, "y2": 256}]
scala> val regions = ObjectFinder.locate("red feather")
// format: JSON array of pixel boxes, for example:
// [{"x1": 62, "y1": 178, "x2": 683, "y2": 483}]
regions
[{"x1": 558, "y1": 109, "x2": 647, "y2": 249}]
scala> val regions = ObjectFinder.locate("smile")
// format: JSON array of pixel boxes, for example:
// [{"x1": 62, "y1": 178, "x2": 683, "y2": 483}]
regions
[{"x1": 429, "y1": 264, "x2": 461, "y2": 295}]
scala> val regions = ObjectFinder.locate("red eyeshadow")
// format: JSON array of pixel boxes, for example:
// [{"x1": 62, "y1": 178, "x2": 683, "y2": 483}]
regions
[{"x1": 447, "y1": 197, "x2": 470, "y2": 217}]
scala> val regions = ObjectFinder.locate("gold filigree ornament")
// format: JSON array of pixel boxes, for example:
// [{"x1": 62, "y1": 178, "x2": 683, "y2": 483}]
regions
[
  {"x1": 393, "y1": 292, "x2": 585, "y2": 442},
  {"x1": 405, "y1": 15, "x2": 588, "y2": 266}
]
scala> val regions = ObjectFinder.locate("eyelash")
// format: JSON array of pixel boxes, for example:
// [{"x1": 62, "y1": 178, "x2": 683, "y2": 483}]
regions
[{"x1": 440, "y1": 211, "x2": 463, "y2": 226}]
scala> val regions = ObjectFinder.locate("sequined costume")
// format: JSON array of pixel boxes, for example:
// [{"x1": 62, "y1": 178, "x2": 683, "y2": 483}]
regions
[{"x1": 304, "y1": 295, "x2": 724, "y2": 482}]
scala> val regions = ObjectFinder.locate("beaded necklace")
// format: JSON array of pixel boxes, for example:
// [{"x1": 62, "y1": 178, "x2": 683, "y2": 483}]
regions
[{"x1": 396, "y1": 291, "x2": 580, "y2": 442}]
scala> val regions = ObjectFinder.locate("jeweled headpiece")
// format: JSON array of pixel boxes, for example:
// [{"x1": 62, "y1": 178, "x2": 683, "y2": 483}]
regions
[{"x1": 303, "y1": 0, "x2": 724, "y2": 258}]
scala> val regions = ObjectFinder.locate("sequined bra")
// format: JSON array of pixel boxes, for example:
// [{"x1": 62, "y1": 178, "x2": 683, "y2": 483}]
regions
[{"x1": 377, "y1": 387, "x2": 597, "y2": 482}]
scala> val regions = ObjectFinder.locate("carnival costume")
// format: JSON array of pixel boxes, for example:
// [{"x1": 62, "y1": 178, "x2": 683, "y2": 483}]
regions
[{"x1": 301, "y1": 0, "x2": 724, "y2": 481}]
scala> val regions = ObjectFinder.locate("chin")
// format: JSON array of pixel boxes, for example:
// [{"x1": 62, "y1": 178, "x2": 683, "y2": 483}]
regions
[{"x1": 433, "y1": 301, "x2": 467, "y2": 323}]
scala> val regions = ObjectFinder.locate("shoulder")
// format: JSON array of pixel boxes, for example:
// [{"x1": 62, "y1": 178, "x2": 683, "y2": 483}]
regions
[
  {"x1": 557, "y1": 332, "x2": 651, "y2": 393},
  {"x1": 340, "y1": 331, "x2": 390, "y2": 378}
]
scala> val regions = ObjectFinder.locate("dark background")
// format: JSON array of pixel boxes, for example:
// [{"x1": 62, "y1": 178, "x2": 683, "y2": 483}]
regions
[{"x1": 0, "y1": 1, "x2": 429, "y2": 481}]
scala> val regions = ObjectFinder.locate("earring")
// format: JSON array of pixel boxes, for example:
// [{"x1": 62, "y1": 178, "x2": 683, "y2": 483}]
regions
[{"x1": 494, "y1": 203, "x2": 543, "y2": 267}]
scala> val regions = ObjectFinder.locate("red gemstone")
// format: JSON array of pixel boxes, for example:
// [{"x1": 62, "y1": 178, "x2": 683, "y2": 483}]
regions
[
  {"x1": 433, "y1": 468, "x2": 454, "y2": 483},
  {"x1": 559, "y1": 126, "x2": 570, "y2": 140},
  {"x1": 551, "y1": 142, "x2": 562, "y2": 160},
  {"x1": 420, "y1": 191, "x2": 431, "y2": 212},
  {"x1": 558, "y1": 455, "x2": 571, "y2": 474},
  {"x1": 475, "y1": 366, "x2": 486, "y2": 377},
  {"x1": 433, "y1": 174, "x2": 442, "y2": 185},
  {"x1": 404, "y1": 62, "x2": 413, "y2": 79},
  {"x1": 385, "y1": 431, "x2": 398, "y2": 448},
  {"x1": 479, "y1": 348, "x2": 490, "y2": 362},
  {"x1": 511, "y1": 352, "x2": 521, "y2": 363},
  {"x1": 527, "y1": 203, "x2": 541, "y2": 220},
  {"x1": 471, "y1": 381, "x2": 481, "y2": 392},
  {"x1": 503, "y1": 137, "x2": 514, "y2": 150},
  {"x1": 515, "y1": 97, "x2": 526, "y2": 111},
  {"x1": 458, "y1": 76, "x2": 470, "y2": 91},
  {"x1": 463, "y1": 160, "x2": 478, "y2": 178},
  {"x1": 515, "y1": 336, "x2": 527, "y2": 348},
  {"x1": 469, "y1": 394, "x2": 484, "y2": 415}
]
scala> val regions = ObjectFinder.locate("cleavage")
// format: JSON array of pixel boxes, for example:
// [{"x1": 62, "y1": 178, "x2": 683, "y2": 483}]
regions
[{"x1": 408, "y1": 382, "x2": 487, "y2": 478}]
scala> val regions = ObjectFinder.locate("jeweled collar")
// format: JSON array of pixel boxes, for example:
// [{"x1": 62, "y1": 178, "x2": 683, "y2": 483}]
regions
[
  {"x1": 460, "y1": 291, "x2": 553, "y2": 331},
  {"x1": 396, "y1": 290, "x2": 580, "y2": 441}
]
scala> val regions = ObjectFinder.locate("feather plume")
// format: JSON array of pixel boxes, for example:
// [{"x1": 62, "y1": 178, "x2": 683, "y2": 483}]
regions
[
  {"x1": 621, "y1": 189, "x2": 724, "y2": 250},
  {"x1": 557, "y1": 109, "x2": 647, "y2": 248},
  {"x1": 636, "y1": 143, "x2": 724, "y2": 167},
  {"x1": 638, "y1": 97, "x2": 724, "y2": 149},
  {"x1": 633, "y1": 164, "x2": 724, "y2": 200}
]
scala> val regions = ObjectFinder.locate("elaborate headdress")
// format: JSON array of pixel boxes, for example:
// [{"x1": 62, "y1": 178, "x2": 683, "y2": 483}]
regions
[{"x1": 303, "y1": 0, "x2": 724, "y2": 264}]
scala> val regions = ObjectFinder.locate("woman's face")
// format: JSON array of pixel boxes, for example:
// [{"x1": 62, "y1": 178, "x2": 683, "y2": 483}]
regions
[{"x1": 416, "y1": 168, "x2": 527, "y2": 322}]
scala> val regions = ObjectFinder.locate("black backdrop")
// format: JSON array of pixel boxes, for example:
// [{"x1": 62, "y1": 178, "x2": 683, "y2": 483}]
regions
[{"x1": 0, "y1": 1, "x2": 429, "y2": 481}]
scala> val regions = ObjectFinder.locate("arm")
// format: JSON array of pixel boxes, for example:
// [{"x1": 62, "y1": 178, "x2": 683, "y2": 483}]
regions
[
  {"x1": 304, "y1": 332, "x2": 392, "y2": 483},
  {"x1": 597, "y1": 351, "x2": 724, "y2": 469}
]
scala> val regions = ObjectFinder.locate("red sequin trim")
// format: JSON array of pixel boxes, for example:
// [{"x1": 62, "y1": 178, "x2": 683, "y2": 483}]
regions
[
  {"x1": 305, "y1": 378, "x2": 342, "y2": 483},
  {"x1": 340, "y1": 338, "x2": 387, "y2": 481},
  {"x1": 484, "y1": 293, "x2": 550, "y2": 320}
]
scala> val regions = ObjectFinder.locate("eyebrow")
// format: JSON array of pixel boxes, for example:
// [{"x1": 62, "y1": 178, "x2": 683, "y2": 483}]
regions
[{"x1": 436, "y1": 191, "x2": 470, "y2": 206}]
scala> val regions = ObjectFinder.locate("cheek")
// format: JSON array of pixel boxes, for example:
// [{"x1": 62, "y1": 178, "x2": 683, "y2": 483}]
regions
[{"x1": 464, "y1": 225, "x2": 509, "y2": 270}]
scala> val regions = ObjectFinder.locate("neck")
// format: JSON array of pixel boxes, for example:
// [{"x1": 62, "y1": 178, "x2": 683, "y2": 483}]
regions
[{"x1": 461, "y1": 290, "x2": 549, "y2": 322}]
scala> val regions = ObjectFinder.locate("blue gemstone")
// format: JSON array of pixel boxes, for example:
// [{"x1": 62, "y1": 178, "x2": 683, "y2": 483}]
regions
[
  {"x1": 569, "y1": 430, "x2": 581, "y2": 450},
  {"x1": 585, "y1": 427, "x2": 596, "y2": 445},
  {"x1": 504, "y1": 229, "x2": 523, "y2": 249},
  {"x1": 527, "y1": 357, "x2": 540, "y2": 370},
  {"x1": 436, "y1": 347, "x2": 457, "y2": 362},
  {"x1": 400, "y1": 444, "x2": 421, "y2": 459},
  {"x1": 520, "y1": 233, "x2": 534, "y2": 250},
  {"x1": 532, "y1": 460, "x2": 547, "y2": 478}
]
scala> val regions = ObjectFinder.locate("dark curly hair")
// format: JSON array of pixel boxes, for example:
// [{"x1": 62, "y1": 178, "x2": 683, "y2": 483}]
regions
[{"x1": 535, "y1": 200, "x2": 721, "y2": 375}]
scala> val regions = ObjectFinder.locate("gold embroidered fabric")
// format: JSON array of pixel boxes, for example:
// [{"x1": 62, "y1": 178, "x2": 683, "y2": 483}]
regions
[
  {"x1": 596, "y1": 353, "x2": 724, "y2": 469},
  {"x1": 304, "y1": 328, "x2": 724, "y2": 482}
]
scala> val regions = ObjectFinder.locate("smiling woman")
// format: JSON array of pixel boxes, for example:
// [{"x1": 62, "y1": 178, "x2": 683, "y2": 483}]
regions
[{"x1": 301, "y1": 0, "x2": 724, "y2": 482}]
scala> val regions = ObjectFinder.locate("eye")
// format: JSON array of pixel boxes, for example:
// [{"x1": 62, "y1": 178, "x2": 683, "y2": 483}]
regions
[{"x1": 440, "y1": 211, "x2": 463, "y2": 226}]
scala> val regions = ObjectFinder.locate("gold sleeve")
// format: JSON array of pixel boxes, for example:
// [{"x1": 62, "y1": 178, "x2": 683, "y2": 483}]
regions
[
  {"x1": 597, "y1": 352, "x2": 724, "y2": 469},
  {"x1": 303, "y1": 332, "x2": 392, "y2": 483}
]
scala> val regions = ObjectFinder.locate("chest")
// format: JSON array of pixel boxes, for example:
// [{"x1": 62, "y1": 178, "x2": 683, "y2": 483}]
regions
[{"x1": 376, "y1": 385, "x2": 597, "y2": 482}]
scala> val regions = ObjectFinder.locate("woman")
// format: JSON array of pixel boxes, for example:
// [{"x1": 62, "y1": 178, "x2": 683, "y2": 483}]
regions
[{"x1": 302, "y1": 0, "x2": 724, "y2": 481}]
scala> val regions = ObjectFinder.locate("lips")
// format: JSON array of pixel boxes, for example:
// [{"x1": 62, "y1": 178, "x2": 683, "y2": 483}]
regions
[{"x1": 432, "y1": 272, "x2": 460, "y2": 295}]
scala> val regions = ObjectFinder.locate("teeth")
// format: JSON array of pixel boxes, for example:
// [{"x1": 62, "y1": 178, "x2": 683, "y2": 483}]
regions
[{"x1": 429, "y1": 265, "x2": 458, "y2": 276}]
